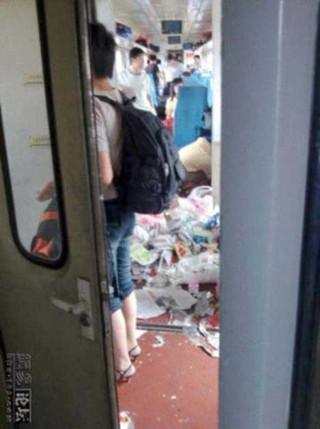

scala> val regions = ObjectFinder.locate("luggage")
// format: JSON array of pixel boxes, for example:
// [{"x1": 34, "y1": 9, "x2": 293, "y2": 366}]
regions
[{"x1": 96, "y1": 94, "x2": 186, "y2": 214}]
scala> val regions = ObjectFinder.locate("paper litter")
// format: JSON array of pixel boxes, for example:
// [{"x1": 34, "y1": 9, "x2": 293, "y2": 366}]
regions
[
  {"x1": 152, "y1": 335, "x2": 165, "y2": 348},
  {"x1": 145, "y1": 286, "x2": 197, "y2": 311},
  {"x1": 135, "y1": 289, "x2": 166, "y2": 319},
  {"x1": 119, "y1": 411, "x2": 134, "y2": 429},
  {"x1": 131, "y1": 186, "x2": 221, "y2": 346}
]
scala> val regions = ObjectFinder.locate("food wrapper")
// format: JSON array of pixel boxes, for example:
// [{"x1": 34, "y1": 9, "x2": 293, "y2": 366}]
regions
[
  {"x1": 174, "y1": 240, "x2": 192, "y2": 259},
  {"x1": 130, "y1": 243, "x2": 158, "y2": 266},
  {"x1": 192, "y1": 226, "x2": 213, "y2": 244}
]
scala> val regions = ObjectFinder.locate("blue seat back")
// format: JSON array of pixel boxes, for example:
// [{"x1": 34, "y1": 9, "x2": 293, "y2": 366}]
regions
[
  {"x1": 192, "y1": 71, "x2": 204, "y2": 82},
  {"x1": 174, "y1": 85, "x2": 208, "y2": 148},
  {"x1": 182, "y1": 74, "x2": 203, "y2": 86},
  {"x1": 201, "y1": 76, "x2": 212, "y2": 108},
  {"x1": 192, "y1": 72, "x2": 212, "y2": 107}
]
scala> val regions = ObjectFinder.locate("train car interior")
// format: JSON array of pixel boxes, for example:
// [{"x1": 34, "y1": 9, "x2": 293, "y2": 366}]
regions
[
  {"x1": 108, "y1": 2, "x2": 220, "y2": 428},
  {"x1": 1, "y1": 0, "x2": 320, "y2": 428}
]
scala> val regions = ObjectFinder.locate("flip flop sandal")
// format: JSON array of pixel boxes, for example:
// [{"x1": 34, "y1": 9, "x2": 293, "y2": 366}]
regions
[
  {"x1": 128, "y1": 344, "x2": 141, "y2": 361},
  {"x1": 116, "y1": 363, "x2": 136, "y2": 383}
]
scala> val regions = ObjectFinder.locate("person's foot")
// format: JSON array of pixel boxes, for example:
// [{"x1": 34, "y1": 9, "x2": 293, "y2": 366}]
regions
[{"x1": 116, "y1": 363, "x2": 136, "y2": 383}]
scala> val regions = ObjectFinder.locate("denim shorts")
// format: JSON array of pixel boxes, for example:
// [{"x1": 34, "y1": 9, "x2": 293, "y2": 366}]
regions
[{"x1": 104, "y1": 199, "x2": 135, "y2": 313}]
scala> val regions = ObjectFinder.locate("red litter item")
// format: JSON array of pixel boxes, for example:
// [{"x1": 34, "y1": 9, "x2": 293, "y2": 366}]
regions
[{"x1": 209, "y1": 312, "x2": 220, "y2": 329}]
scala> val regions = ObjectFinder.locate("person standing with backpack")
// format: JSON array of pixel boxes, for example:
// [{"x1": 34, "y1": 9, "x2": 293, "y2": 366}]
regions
[{"x1": 89, "y1": 23, "x2": 140, "y2": 382}]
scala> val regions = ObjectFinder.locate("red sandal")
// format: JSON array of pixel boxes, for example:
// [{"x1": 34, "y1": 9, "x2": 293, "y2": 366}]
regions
[
  {"x1": 128, "y1": 345, "x2": 141, "y2": 362},
  {"x1": 116, "y1": 363, "x2": 136, "y2": 383}
]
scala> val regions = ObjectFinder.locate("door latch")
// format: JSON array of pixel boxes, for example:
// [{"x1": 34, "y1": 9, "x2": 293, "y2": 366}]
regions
[{"x1": 51, "y1": 278, "x2": 95, "y2": 340}]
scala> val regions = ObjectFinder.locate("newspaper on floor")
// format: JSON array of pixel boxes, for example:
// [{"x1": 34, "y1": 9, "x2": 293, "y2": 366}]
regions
[
  {"x1": 152, "y1": 335, "x2": 165, "y2": 348},
  {"x1": 135, "y1": 288, "x2": 166, "y2": 319},
  {"x1": 145, "y1": 285, "x2": 197, "y2": 311}
]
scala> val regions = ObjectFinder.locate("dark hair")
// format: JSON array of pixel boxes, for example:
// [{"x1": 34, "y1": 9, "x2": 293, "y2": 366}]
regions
[
  {"x1": 194, "y1": 55, "x2": 201, "y2": 60},
  {"x1": 167, "y1": 53, "x2": 174, "y2": 61},
  {"x1": 149, "y1": 54, "x2": 157, "y2": 62},
  {"x1": 89, "y1": 23, "x2": 115, "y2": 79},
  {"x1": 130, "y1": 47, "x2": 144, "y2": 61},
  {"x1": 170, "y1": 77, "x2": 183, "y2": 100}
]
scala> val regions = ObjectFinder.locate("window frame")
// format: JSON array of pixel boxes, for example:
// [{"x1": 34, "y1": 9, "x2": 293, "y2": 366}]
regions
[{"x1": 0, "y1": 0, "x2": 68, "y2": 268}]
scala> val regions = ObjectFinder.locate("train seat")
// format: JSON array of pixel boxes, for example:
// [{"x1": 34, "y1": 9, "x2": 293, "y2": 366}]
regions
[
  {"x1": 182, "y1": 74, "x2": 203, "y2": 86},
  {"x1": 174, "y1": 85, "x2": 208, "y2": 148},
  {"x1": 191, "y1": 72, "x2": 212, "y2": 108}
]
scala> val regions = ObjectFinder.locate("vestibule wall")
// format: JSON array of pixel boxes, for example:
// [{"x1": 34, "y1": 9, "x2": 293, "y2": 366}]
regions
[{"x1": 220, "y1": 1, "x2": 318, "y2": 428}]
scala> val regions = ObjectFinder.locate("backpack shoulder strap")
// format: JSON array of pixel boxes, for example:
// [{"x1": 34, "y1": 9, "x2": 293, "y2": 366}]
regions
[
  {"x1": 95, "y1": 92, "x2": 135, "y2": 110},
  {"x1": 95, "y1": 94, "x2": 122, "y2": 110}
]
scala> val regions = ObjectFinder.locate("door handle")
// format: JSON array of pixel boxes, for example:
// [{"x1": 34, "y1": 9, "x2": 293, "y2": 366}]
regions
[
  {"x1": 51, "y1": 298, "x2": 92, "y2": 328},
  {"x1": 51, "y1": 297, "x2": 87, "y2": 315},
  {"x1": 51, "y1": 278, "x2": 95, "y2": 340}
]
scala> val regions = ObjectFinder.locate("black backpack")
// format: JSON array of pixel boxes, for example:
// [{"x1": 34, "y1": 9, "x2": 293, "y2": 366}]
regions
[{"x1": 96, "y1": 94, "x2": 186, "y2": 214}]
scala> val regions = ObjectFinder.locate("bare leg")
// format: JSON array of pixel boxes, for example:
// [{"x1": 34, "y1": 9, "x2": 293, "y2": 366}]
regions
[
  {"x1": 111, "y1": 309, "x2": 133, "y2": 371},
  {"x1": 122, "y1": 291, "x2": 138, "y2": 351}
]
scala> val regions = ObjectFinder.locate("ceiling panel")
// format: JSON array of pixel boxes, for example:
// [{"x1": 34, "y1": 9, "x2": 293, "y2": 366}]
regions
[{"x1": 113, "y1": 0, "x2": 212, "y2": 46}]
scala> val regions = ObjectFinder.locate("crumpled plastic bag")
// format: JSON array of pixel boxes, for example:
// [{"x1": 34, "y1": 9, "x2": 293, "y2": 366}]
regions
[
  {"x1": 131, "y1": 224, "x2": 150, "y2": 245},
  {"x1": 135, "y1": 213, "x2": 168, "y2": 234},
  {"x1": 164, "y1": 199, "x2": 198, "y2": 231},
  {"x1": 146, "y1": 249, "x2": 174, "y2": 287},
  {"x1": 148, "y1": 234, "x2": 176, "y2": 250},
  {"x1": 188, "y1": 186, "x2": 215, "y2": 223},
  {"x1": 171, "y1": 252, "x2": 220, "y2": 284}
]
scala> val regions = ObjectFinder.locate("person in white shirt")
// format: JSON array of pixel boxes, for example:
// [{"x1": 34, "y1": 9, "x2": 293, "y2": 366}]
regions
[
  {"x1": 191, "y1": 54, "x2": 211, "y2": 76},
  {"x1": 118, "y1": 47, "x2": 156, "y2": 115},
  {"x1": 191, "y1": 54, "x2": 202, "y2": 73}
]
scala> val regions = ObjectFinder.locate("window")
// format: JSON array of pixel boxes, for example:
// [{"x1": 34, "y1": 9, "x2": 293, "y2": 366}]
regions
[{"x1": 0, "y1": 0, "x2": 65, "y2": 265}]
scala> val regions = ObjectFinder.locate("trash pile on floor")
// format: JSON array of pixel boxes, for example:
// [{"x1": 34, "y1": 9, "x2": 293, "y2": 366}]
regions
[{"x1": 130, "y1": 186, "x2": 220, "y2": 330}]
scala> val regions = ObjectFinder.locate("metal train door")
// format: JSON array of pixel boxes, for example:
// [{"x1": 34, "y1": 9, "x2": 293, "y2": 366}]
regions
[{"x1": 0, "y1": 0, "x2": 117, "y2": 427}]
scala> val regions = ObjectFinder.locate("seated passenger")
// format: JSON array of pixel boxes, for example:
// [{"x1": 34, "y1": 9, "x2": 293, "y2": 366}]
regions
[
  {"x1": 118, "y1": 47, "x2": 156, "y2": 114},
  {"x1": 30, "y1": 179, "x2": 62, "y2": 260}
]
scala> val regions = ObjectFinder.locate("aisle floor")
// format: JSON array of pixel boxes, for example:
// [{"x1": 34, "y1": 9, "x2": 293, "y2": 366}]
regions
[{"x1": 117, "y1": 331, "x2": 219, "y2": 429}]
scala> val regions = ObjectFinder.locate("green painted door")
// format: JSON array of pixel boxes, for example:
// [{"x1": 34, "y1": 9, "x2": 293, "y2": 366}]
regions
[{"x1": 0, "y1": 0, "x2": 117, "y2": 427}]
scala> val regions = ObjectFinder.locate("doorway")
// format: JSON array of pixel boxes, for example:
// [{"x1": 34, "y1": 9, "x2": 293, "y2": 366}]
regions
[{"x1": 94, "y1": 1, "x2": 221, "y2": 428}]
